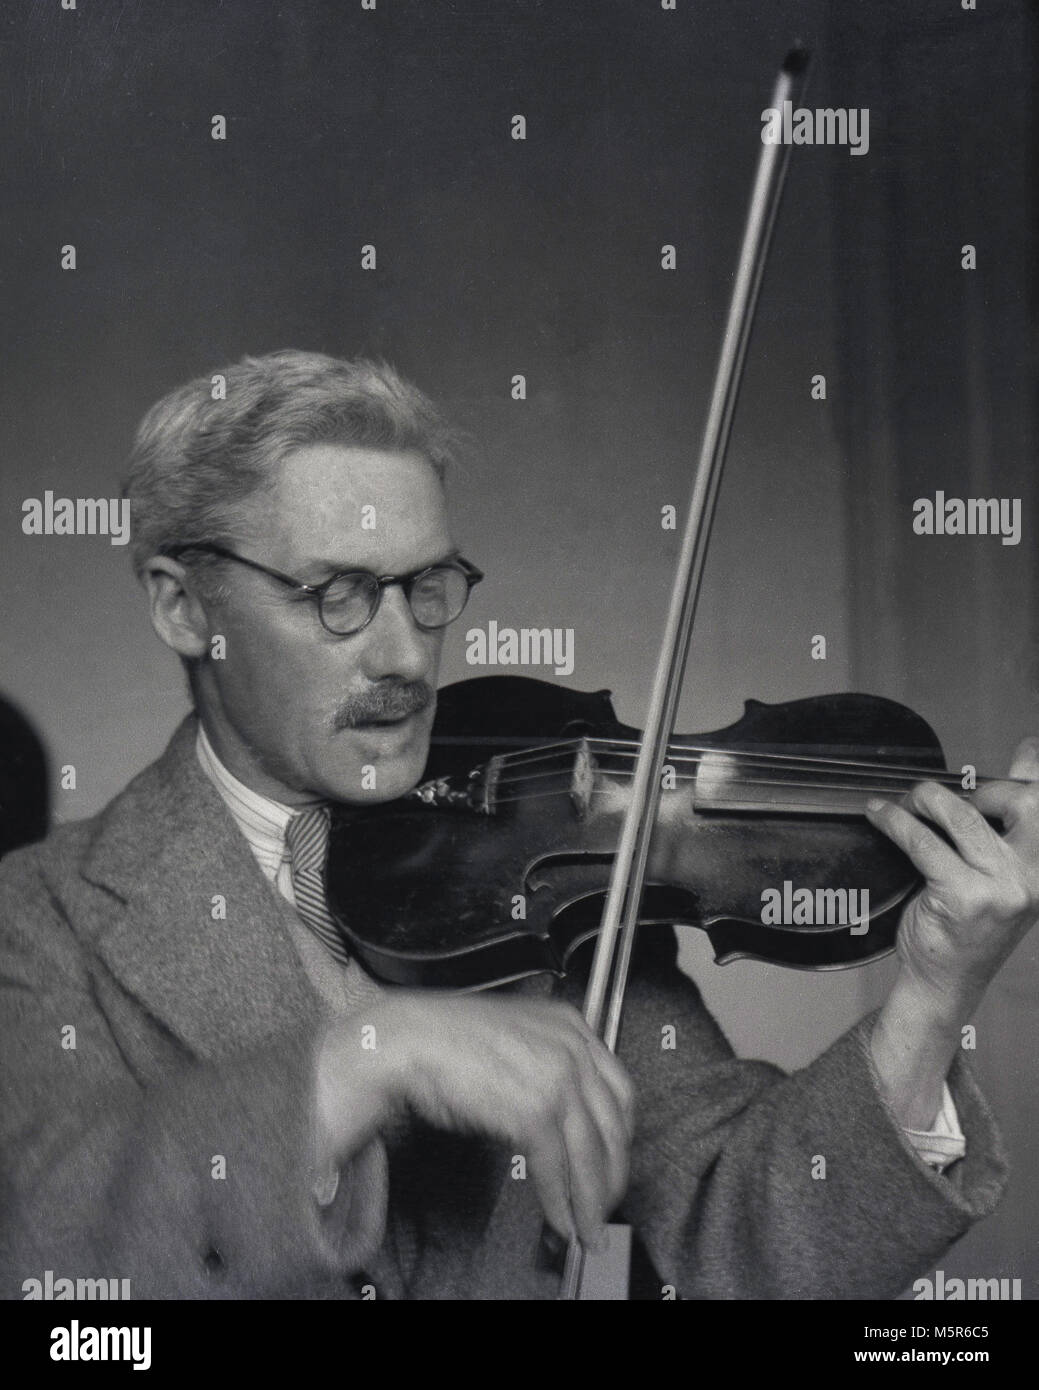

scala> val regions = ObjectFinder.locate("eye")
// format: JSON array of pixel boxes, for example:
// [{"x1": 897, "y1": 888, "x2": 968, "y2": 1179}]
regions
[
  {"x1": 411, "y1": 570, "x2": 450, "y2": 601},
  {"x1": 324, "y1": 573, "x2": 373, "y2": 602},
  {"x1": 318, "y1": 572, "x2": 380, "y2": 633},
  {"x1": 408, "y1": 566, "x2": 471, "y2": 626}
]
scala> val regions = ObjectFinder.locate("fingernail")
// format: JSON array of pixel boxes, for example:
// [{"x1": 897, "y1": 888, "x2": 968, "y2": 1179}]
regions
[{"x1": 866, "y1": 797, "x2": 885, "y2": 813}]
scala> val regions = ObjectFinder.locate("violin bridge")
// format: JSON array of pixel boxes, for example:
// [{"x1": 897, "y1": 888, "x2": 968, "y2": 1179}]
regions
[
  {"x1": 477, "y1": 758, "x2": 502, "y2": 814},
  {"x1": 569, "y1": 738, "x2": 597, "y2": 820}
]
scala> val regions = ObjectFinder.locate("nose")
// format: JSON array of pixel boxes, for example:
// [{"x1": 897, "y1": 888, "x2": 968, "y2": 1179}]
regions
[{"x1": 355, "y1": 583, "x2": 437, "y2": 682}]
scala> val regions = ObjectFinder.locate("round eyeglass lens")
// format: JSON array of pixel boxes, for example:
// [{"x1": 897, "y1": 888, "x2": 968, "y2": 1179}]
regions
[
  {"x1": 409, "y1": 566, "x2": 470, "y2": 628},
  {"x1": 320, "y1": 572, "x2": 380, "y2": 633}
]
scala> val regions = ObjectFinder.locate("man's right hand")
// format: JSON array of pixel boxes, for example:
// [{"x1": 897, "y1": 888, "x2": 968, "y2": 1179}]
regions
[{"x1": 314, "y1": 992, "x2": 635, "y2": 1247}]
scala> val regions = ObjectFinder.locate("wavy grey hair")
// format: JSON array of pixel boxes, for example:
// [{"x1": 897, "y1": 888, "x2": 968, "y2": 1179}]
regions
[{"x1": 122, "y1": 349, "x2": 461, "y2": 583}]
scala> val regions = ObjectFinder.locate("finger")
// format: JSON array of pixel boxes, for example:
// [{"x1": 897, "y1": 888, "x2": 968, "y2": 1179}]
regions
[
  {"x1": 972, "y1": 778, "x2": 1039, "y2": 852},
  {"x1": 537, "y1": 1033, "x2": 627, "y2": 1231},
  {"x1": 530, "y1": 1009, "x2": 632, "y2": 1213},
  {"x1": 568, "y1": 1047, "x2": 632, "y2": 1212},
  {"x1": 592, "y1": 1045, "x2": 636, "y2": 1139},
  {"x1": 1009, "y1": 736, "x2": 1039, "y2": 782},
  {"x1": 864, "y1": 795, "x2": 965, "y2": 882},
  {"x1": 576, "y1": 1036, "x2": 635, "y2": 1142},
  {"x1": 559, "y1": 1101, "x2": 613, "y2": 1246},
  {"x1": 527, "y1": 1127, "x2": 579, "y2": 1246},
  {"x1": 902, "y1": 779, "x2": 1003, "y2": 872},
  {"x1": 549, "y1": 1004, "x2": 636, "y2": 1135}
]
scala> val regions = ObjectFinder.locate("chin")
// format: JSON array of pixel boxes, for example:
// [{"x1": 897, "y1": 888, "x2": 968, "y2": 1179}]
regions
[
  {"x1": 349, "y1": 765, "x2": 422, "y2": 805},
  {"x1": 325, "y1": 734, "x2": 429, "y2": 806}
]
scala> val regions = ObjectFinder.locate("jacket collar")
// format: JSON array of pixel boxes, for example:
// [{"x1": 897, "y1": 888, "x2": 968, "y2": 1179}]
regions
[{"x1": 82, "y1": 715, "x2": 321, "y2": 1060}]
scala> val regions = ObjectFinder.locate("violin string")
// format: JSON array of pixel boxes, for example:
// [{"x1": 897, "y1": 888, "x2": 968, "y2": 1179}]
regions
[
  {"x1": 492, "y1": 761, "x2": 997, "y2": 792},
  {"x1": 488, "y1": 739, "x2": 589, "y2": 767},
  {"x1": 495, "y1": 762, "x2": 971, "y2": 788},
  {"x1": 490, "y1": 755, "x2": 975, "y2": 792},
  {"x1": 488, "y1": 737, "x2": 988, "y2": 784},
  {"x1": 489, "y1": 779, "x2": 982, "y2": 808},
  {"x1": 494, "y1": 776, "x2": 969, "y2": 799},
  {"x1": 572, "y1": 734, "x2": 951, "y2": 773}
]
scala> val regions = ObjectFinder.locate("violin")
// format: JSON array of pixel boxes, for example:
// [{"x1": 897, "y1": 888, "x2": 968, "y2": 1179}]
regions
[{"x1": 326, "y1": 673, "x2": 964, "y2": 988}]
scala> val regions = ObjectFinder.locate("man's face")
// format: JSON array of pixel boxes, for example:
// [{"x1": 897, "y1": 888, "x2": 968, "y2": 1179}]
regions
[{"x1": 194, "y1": 444, "x2": 454, "y2": 806}]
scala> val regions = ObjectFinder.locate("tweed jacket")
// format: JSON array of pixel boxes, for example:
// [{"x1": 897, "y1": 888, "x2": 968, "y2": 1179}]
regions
[{"x1": 0, "y1": 717, "x2": 1009, "y2": 1300}]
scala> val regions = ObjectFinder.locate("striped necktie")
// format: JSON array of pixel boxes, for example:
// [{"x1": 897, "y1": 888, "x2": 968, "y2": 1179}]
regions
[{"x1": 285, "y1": 806, "x2": 350, "y2": 965}]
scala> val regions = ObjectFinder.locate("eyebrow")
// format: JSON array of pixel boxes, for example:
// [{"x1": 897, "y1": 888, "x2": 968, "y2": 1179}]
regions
[{"x1": 300, "y1": 546, "x2": 462, "y2": 583}]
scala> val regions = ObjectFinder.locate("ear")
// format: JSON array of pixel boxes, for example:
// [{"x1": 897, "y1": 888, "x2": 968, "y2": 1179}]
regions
[{"x1": 141, "y1": 555, "x2": 213, "y2": 660}]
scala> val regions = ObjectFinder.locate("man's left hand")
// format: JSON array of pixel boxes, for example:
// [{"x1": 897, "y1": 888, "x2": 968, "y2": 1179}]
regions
[
  {"x1": 866, "y1": 737, "x2": 1039, "y2": 1023},
  {"x1": 866, "y1": 738, "x2": 1039, "y2": 1132}
]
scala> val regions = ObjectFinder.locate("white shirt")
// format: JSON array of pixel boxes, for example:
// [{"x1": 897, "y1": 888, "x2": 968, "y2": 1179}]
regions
[
  {"x1": 196, "y1": 723, "x2": 308, "y2": 904},
  {"x1": 194, "y1": 723, "x2": 966, "y2": 1173}
]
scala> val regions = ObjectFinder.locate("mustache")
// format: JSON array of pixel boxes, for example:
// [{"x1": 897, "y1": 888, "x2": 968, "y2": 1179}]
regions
[{"x1": 333, "y1": 681, "x2": 435, "y2": 729}]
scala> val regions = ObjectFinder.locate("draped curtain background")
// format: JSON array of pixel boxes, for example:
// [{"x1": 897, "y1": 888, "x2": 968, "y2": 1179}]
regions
[{"x1": 830, "y1": 0, "x2": 1039, "y2": 1292}]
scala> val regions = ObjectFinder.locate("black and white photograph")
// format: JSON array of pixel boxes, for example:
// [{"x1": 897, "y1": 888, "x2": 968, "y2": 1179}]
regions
[{"x1": 1, "y1": 0, "x2": 1036, "y2": 1357}]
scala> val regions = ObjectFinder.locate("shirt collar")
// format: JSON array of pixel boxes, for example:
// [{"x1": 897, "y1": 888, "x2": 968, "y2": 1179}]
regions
[{"x1": 195, "y1": 723, "x2": 315, "y2": 860}]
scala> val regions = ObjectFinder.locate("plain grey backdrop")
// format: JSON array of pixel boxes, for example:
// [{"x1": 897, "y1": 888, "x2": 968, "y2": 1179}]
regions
[{"x1": 2, "y1": 0, "x2": 1036, "y2": 1295}]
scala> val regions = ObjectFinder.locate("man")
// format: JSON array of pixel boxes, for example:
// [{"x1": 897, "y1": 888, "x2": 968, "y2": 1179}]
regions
[{"x1": 2, "y1": 350, "x2": 1036, "y2": 1299}]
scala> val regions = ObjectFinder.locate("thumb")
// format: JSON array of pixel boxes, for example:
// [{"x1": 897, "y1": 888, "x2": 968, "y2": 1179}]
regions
[{"x1": 1009, "y1": 736, "x2": 1039, "y2": 781}]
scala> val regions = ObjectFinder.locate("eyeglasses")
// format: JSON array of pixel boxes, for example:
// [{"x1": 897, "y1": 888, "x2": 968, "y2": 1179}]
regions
[{"x1": 165, "y1": 542, "x2": 483, "y2": 636}]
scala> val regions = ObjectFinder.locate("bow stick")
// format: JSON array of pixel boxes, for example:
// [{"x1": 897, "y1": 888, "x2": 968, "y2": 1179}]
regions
[{"x1": 561, "y1": 43, "x2": 813, "y2": 1300}]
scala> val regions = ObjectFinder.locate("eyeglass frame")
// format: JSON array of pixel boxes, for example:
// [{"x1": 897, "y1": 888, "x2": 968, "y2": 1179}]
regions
[{"x1": 163, "y1": 541, "x2": 484, "y2": 636}]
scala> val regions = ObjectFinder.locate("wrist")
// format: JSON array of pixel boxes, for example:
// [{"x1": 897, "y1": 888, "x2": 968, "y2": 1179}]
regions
[
  {"x1": 890, "y1": 957, "x2": 980, "y2": 1035},
  {"x1": 313, "y1": 1010, "x2": 402, "y2": 1170},
  {"x1": 871, "y1": 970, "x2": 968, "y2": 1132}
]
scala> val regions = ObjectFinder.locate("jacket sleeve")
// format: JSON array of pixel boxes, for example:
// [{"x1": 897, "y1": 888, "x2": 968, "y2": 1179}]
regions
[
  {"x1": 597, "y1": 933, "x2": 1009, "y2": 1300},
  {"x1": 0, "y1": 854, "x2": 387, "y2": 1300}
]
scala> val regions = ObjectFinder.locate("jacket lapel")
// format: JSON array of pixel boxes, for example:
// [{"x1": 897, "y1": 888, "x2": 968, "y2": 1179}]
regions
[{"x1": 83, "y1": 715, "x2": 321, "y2": 1060}]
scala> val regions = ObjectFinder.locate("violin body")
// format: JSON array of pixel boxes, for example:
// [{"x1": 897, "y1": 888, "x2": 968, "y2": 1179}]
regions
[{"x1": 326, "y1": 676, "x2": 947, "y2": 989}]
